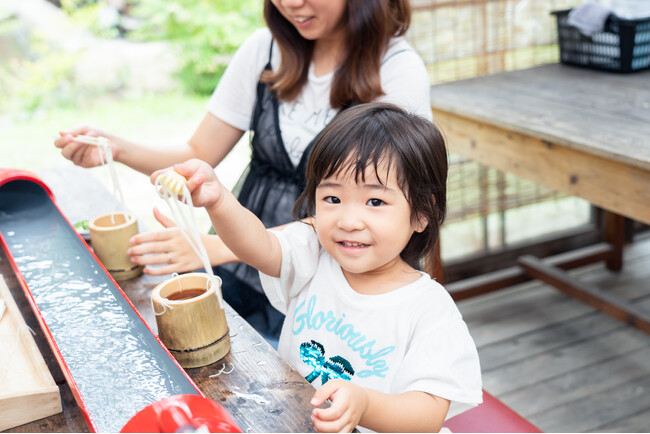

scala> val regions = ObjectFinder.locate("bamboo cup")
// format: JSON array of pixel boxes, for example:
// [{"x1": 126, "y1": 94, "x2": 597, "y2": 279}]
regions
[
  {"x1": 152, "y1": 273, "x2": 230, "y2": 368},
  {"x1": 89, "y1": 212, "x2": 142, "y2": 280}
]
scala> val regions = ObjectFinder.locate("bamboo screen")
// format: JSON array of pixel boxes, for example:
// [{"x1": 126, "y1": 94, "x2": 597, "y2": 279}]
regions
[
  {"x1": 406, "y1": 0, "x2": 590, "y2": 260},
  {"x1": 409, "y1": 0, "x2": 581, "y2": 82}
]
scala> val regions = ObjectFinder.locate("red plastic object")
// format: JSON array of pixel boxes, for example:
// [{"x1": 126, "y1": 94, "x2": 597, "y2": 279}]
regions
[
  {"x1": 0, "y1": 168, "x2": 54, "y2": 197},
  {"x1": 121, "y1": 395, "x2": 242, "y2": 433},
  {"x1": 444, "y1": 390, "x2": 542, "y2": 433}
]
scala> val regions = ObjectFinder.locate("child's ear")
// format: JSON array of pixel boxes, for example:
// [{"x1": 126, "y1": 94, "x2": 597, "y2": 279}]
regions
[{"x1": 414, "y1": 214, "x2": 428, "y2": 233}]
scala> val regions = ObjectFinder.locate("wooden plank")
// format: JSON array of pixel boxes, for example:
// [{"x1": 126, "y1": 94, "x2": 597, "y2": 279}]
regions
[
  {"x1": 447, "y1": 242, "x2": 614, "y2": 300},
  {"x1": 433, "y1": 109, "x2": 650, "y2": 225},
  {"x1": 519, "y1": 255, "x2": 650, "y2": 334},
  {"x1": 460, "y1": 255, "x2": 650, "y2": 347},
  {"x1": 6, "y1": 381, "x2": 89, "y2": 433},
  {"x1": 481, "y1": 325, "x2": 650, "y2": 396},
  {"x1": 0, "y1": 275, "x2": 62, "y2": 431},
  {"x1": 457, "y1": 199, "x2": 650, "y2": 315},
  {"x1": 502, "y1": 344, "x2": 650, "y2": 418},
  {"x1": 592, "y1": 406, "x2": 650, "y2": 432},
  {"x1": 461, "y1": 252, "x2": 650, "y2": 400},
  {"x1": 458, "y1": 65, "x2": 650, "y2": 122},
  {"x1": 474, "y1": 257, "x2": 650, "y2": 371},
  {"x1": 477, "y1": 312, "x2": 626, "y2": 371},
  {"x1": 448, "y1": 265, "x2": 528, "y2": 299},
  {"x1": 459, "y1": 239, "x2": 650, "y2": 315},
  {"x1": 540, "y1": 375, "x2": 650, "y2": 432},
  {"x1": 465, "y1": 287, "x2": 595, "y2": 347},
  {"x1": 444, "y1": 224, "x2": 602, "y2": 282},
  {"x1": 430, "y1": 65, "x2": 650, "y2": 170}
]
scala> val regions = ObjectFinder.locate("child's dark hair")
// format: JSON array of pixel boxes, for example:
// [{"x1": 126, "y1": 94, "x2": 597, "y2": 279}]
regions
[{"x1": 293, "y1": 102, "x2": 448, "y2": 269}]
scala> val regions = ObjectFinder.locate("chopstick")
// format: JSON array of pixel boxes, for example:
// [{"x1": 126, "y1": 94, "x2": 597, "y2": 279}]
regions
[{"x1": 73, "y1": 135, "x2": 110, "y2": 147}]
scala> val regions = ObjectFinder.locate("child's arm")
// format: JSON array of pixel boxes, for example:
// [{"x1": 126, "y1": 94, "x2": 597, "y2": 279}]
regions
[
  {"x1": 129, "y1": 207, "x2": 307, "y2": 276},
  {"x1": 310, "y1": 379, "x2": 449, "y2": 432},
  {"x1": 152, "y1": 159, "x2": 283, "y2": 278}
]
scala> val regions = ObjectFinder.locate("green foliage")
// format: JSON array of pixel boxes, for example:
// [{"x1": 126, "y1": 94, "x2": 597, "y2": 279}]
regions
[
  {"x1": 0, "y1": 33, "x2": 83, "y2": 115},
  {"x1": 0, "y1": 1, "x2": 263, "y2": 117},
  {"x1": 130, "y1": 0, "x2": 264, "y2": 95},
  {"x1": 0, "y1": 1, "x2": 123, "y2": 116},
  {"x1": 60, "y1": 0, "x2": 121, "y2": 39}
]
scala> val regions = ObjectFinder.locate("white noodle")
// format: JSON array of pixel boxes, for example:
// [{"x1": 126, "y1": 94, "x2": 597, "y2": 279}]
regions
[
  {"x1": 75, "y1": 135, "x2": 132, "y2": 225},
  {"x1": 155, "y1": 171, "x2": 224, "y2": 308}
]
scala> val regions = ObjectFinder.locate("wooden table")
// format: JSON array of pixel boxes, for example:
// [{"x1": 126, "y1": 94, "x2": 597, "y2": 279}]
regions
[
  {"x1": 431, "y1": 63, "x2": 650, "y2": 332},
  {"x1": 1, "y1": 166, "x2": 317, "y2": 433}
]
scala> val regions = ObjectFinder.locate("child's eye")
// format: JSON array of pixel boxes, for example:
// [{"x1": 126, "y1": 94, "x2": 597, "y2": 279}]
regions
[
  {"x1": 367, "y1": 198, "x2": 384, "y2": 207},
  {"x1": 325, "y1": 196, "x2": 340, "y2": 204}
]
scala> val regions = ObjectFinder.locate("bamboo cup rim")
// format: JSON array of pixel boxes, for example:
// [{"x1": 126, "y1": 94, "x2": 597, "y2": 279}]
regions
[
  {"x1": 89, "y1": 212, "x2": 135, "y2": 231},
  {"x1": 151, "y1": 272, "x2": 218, "y2": 306}
]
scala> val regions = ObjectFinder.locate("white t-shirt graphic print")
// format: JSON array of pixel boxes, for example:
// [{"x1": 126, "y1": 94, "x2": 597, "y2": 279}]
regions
[{"x1": 259, "y1": 223, "x2": 482, "y2": 420}]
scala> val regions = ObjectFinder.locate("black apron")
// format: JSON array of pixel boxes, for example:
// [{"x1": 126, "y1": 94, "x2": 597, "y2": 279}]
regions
[{"x1": 215, "y1": 43, "x2": 323, "y2": 341}]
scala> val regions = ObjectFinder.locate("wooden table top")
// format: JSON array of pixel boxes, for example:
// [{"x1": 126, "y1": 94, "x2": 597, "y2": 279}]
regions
[
  {"x1": 430, "y1": 63, "x2": 650, "y2": 172},
  {"x1": 429, "y1": 63, "x2": 650, "y2": 225},
  {"x1": 2, "y1": 166, "x2": 317, "y2": 433}
]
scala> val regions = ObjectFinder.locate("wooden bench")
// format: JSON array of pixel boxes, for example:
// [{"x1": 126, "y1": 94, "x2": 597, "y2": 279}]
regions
[{"x1": 444, "y1": 390, "x2": 542, "y2": 433}]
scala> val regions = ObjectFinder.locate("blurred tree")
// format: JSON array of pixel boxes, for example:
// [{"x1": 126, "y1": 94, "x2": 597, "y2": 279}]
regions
[
  {"x1": 129, "y1": 0, "x2": 263, "y2": 95},
  {"x1": 57, "y1": 0, "x2": 263, "y2": 95}
]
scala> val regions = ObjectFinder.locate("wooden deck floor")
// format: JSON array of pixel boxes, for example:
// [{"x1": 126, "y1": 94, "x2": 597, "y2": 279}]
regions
[{"x1": 457, "y1": 233, "x2": 650, "y2": 433}]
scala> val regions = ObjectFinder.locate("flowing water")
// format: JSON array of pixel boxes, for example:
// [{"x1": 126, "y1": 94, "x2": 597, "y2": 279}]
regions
[{"x1": 0, "y1": 180, "x2": 198, "y2": 432}]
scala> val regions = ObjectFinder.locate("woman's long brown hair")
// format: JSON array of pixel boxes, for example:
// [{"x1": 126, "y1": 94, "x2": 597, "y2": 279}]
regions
[{"x1": 262, "y1": 0, "x2": 411, "y2": 109}]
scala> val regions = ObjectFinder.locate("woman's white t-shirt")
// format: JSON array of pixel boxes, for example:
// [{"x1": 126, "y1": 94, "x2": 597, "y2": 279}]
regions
[
  {"x1": 207, "y1": 28, "x2": 433, "y2": 167},
  {"x1": 259, "y1": 223, "x2": 483, "y2": 424}
]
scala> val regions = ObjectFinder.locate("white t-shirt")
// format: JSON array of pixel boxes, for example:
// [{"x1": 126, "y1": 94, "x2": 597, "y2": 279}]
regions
[
  {"x1": 259, "y1": 223, "x2": 483, "y2": 425},
  {"x1": 208, "y1": 28, "x2": 433, "y2": 167}
]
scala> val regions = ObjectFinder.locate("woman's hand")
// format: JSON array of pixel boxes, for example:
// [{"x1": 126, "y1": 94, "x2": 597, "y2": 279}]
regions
[
  {"x1": 55, "y1": 125, "x2": 123, "y2": 168},
  {"x1": 310, "y1": 380, "x2": 369, "y2": 433},
  {"x1": 128, "y1": 207, "x2": 242, "y2": 275},
  {"x1": 128, "y1": 207, "x2": 204, "y2": 276}
]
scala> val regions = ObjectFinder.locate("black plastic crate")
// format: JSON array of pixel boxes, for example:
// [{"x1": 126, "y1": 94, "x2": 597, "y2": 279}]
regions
[{"x1": 552, "y1": 8, "x2": 650, "y2": 72}]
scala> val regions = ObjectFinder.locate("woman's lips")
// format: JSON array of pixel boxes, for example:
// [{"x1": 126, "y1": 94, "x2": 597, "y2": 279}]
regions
[{"x1": 293, "y1": 16, "x2": 314, "y2": 26}]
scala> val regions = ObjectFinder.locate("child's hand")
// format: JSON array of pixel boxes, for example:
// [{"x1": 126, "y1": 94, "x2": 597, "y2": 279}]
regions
[
  {"x1": 151, "y1": 159, "x2": 224, "y2": 208},
  {"x1": 310, "y1": 380, "x2": 369, "y2": 433}
]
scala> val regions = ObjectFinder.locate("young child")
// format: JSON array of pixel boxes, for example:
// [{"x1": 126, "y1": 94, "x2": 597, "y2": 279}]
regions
[{"x1": 152, "y1": 102, "x2": 482, "y2": 432}]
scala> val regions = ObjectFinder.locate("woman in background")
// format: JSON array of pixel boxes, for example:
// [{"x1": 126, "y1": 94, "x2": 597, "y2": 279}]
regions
[{"x1": 54, "y1": 0, "x2": 432, "y2": 346}]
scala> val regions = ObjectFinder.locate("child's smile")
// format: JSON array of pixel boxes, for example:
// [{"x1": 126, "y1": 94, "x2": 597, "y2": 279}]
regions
[
  {"x1": 314, "y1": 162, "x2": 426, "y2": 293},
  {"x1": 338, "y1": 240, "x2": 369, "y2": 249},
  {"x1": 336, "y1": 239, "x2": 371, "y2": 257}
]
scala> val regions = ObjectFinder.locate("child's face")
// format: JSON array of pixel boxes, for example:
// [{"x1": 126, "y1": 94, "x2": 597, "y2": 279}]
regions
[{"x1": 313, "y1": 162, "x2": 426, "y2": 280}]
